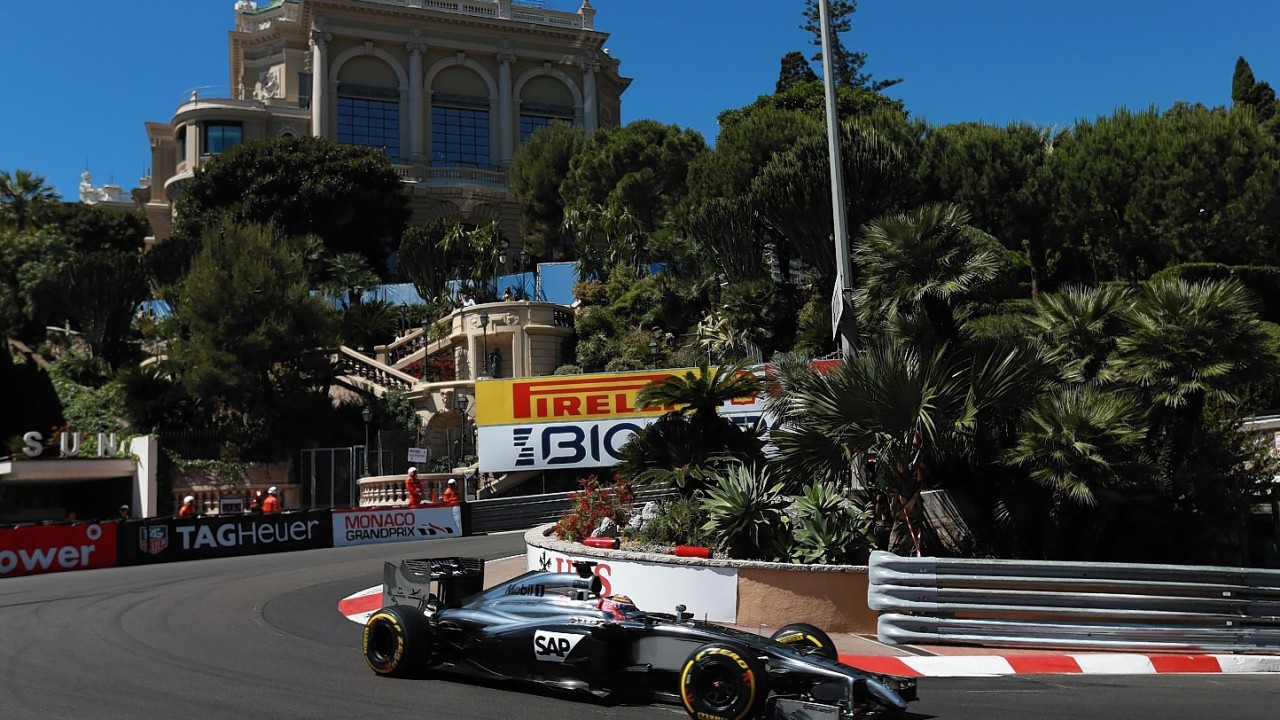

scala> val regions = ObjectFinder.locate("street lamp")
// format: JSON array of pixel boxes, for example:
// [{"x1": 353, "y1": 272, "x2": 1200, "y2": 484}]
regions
[
  {"x1": 649, "y1": 340, "x2": 660, "y2": 369},
  {"x1": 494, "y1": 238, "x2": 510, "y2": 296},
  {"x1": 518, "y1": 248, "x2": 530, "y2": 299},
  {"x1": 456, "y1": 393, "x2": 470, "y2": 458},
  {"x1": 361, "y1": 406, "x2": 372, "y2": 477},
  {"x1": 478, "y1": 310, "x2": 490, "y2": 377}
]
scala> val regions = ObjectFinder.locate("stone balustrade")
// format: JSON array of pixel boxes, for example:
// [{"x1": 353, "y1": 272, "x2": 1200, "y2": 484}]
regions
[
  {"x1": 170, "y1": 484, "x2": 297, "y2": 516},
  {"x1": 358, "y1": 472, "x2": 461, "y2": 507}
]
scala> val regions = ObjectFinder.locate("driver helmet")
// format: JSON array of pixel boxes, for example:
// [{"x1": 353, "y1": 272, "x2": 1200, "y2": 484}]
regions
[{"x1": 598, "y1": 594, "x2": 640, "y2": 620}]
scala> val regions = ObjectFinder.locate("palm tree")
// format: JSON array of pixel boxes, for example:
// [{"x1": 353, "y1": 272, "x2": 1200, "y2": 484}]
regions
[
  {"x1": 0, "y1": 169, "x2": 60, "y2": 231},
  {"x1": 325, "y1": 252, "x2": 379, "y2": 309},
  {"x1": 1113, "y1": 277, "x2": 1278, "y2": 492},
  {"x1": 617, "y1": 361, "x2": 766, "y2": 495},
  {"x1": 853, "y1": 202, "x2": 1006, "y2": 345},
  {"x1": 1002, "y1": 385, "x2": 1148, "y2": 557},
  {"x1": 635, "y1": 360, "x2": 763, "y2": 425},
  {"x1": 1024, "y1": 284, "x2": 1131, "y2": 386},
  {"x1": 767, "y1": 333, "x2": 1028, "y2": 555}
]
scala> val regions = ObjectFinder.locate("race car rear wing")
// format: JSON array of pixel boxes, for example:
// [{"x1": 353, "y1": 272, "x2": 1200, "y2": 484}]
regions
[{"x1": 382, "y1": 556, "x2": 486, "y2": 610}]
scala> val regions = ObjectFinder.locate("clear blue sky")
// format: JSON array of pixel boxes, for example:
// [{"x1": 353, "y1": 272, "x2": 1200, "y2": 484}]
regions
[{"x1": 4, "y1": 0, "x2": 1280, "y2": 199}]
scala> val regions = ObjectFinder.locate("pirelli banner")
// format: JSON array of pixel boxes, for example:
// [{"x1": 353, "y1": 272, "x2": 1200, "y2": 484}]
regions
[{"x1": 474, "y1": 369, "x2": 768, "y2": 472}]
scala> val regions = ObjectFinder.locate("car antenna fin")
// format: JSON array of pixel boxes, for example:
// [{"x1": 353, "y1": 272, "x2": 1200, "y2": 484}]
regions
[{"x1": 571, "y1": 560, "x2": 597, "y2": 578}]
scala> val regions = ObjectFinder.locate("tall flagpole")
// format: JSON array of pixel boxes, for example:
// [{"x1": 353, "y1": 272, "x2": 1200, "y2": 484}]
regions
[{"x1": 820, "y1": 0, "x2": 856, "y2": 358}]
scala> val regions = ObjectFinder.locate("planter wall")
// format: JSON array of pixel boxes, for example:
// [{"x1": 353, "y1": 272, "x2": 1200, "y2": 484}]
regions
[
  {"x1": 525, "y1": 525, "x2": 876, "y2": 632},
  {"x1": 736, "y1": 566, "x2": 875, "y2": 632}
]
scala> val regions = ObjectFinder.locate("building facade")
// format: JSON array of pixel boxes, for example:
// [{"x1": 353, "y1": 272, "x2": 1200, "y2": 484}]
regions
[{"x1": 141, "y1": 0, "x2": 629, "y2": 247}]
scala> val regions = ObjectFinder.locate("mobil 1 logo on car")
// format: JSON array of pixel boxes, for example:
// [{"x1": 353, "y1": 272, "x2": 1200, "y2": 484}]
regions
[{"x1": 533, "y1": 630, "x2": 584, "y2": 663}]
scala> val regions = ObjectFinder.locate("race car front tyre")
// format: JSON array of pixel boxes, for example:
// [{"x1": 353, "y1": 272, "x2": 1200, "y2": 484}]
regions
[
  {"x1": 679, "y1": 642, "x2": 768, "y2": 720},
  {"x1": 769, "y1": 623, "x2": 838, "y2": 662},
  {"x1": 363, "y1": 605, "x2": 432, "y2": 678}
]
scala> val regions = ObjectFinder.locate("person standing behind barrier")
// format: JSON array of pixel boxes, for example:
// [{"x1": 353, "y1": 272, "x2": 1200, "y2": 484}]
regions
[
  {"x1": 442, "y1": 478, "x2": 461, "y2": 505},
  {"x1": 178, "y1": 496, "x2": 197, "y2": 517},
  {"x1": 404, "y1": 467, "x2": 424, "y2": 508},
  {"x1": 117, "y1": 504, "x2": 130, "y2": 521},
  {"x1": 249, "y1": 490, "x2": 264, "y2": 514},
  {"x1": 262, "y1": 486, "x2": 281, "y2": 513}
]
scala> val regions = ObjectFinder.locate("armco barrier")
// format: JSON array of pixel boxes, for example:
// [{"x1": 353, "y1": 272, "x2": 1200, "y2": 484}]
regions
[{"x1": 869, "y1": 550, "x2": 1280, "y2": 652}]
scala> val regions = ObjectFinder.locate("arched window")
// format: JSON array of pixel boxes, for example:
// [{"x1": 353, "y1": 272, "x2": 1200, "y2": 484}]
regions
[
  {"x1": 518, "y1": 76, "x2": 574, "y2": 144},
  {"x1": 519, "y1": 103, "x2": 573, "y2": 143},
  {"x1": 337, "y1": 84, "x2": 401, "y2": 160},
  {"x1": 432, "y1": 95, "x2": 490, "y2": 168}
]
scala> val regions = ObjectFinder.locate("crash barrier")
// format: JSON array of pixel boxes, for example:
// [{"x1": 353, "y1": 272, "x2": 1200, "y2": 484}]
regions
[
  {"x1": 118, "y1": 510, "x2": 334, "y2": 566},
  {"x1": 1, "y1": 504, "x2": 464, "y2": 579},
  {"x1": 467, "y1": 488, "x2": 674, "y2": 535},
  {"x1": 0, "y1": 521, "x2": 121, "y2": 577},
  {"x1": 526, "y1": 525, "x2": 881, "y2": 632},
  {"x1": 868, "y1": 550, "x2": 1280, "y2": 652}
]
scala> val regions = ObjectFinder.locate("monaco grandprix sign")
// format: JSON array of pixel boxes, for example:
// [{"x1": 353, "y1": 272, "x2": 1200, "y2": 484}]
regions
[
  {"x1": 331, "y1": 506, "x2": 463, "y2": 547},
  {"x1": 527, "y1": 546, "x2": 737, "y2": 623}
]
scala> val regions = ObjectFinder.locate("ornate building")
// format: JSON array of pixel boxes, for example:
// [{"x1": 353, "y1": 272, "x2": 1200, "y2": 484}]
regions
[{"x1": 141, "y1": 0, "x2": 629, "y2": 248}]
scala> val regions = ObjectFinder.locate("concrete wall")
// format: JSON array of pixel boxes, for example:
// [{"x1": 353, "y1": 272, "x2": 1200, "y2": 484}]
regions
[
  {"x1": 526, "y1": 525, "x2": 877, "y2": 632},
  {"x1": 737, "y1": 566, "x2": 877, "y2": 633}
]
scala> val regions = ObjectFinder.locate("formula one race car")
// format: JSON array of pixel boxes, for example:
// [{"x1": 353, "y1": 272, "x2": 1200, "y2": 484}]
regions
[{"x1": 361, "y1": 557, "x2": 917, "y2": 719}]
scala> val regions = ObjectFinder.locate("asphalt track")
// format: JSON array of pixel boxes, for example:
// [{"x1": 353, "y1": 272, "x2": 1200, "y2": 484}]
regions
[{"x1": 2, "y1": 531, "x2": 1278, "y2": 720}]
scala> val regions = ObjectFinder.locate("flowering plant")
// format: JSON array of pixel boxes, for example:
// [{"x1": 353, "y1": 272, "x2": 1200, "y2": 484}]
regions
[{"x1": 554, "y1": 474, "x2": 634, "y2": 543}]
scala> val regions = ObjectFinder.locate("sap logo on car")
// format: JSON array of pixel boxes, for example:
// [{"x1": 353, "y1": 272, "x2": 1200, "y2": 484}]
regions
[{"x1": 533, "y1": 630, "x2": 584, "y2": 662}]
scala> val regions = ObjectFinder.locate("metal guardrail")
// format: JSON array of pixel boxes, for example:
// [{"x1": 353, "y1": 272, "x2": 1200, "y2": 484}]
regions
[
  {"x1": 869, "y1": 550, "x2": 1280, "y2": 652},
  {"x1": 467, "y1": 488, "x2": 673, "y2": 535}
]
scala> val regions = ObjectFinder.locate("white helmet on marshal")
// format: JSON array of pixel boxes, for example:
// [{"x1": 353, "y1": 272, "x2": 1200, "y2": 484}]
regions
[
  {"x1": 268, "y1": 486, "x2": 279, "y2": 495},
  {"x1": 183, "y1": 495, "x2": 195, "y2": 504}
]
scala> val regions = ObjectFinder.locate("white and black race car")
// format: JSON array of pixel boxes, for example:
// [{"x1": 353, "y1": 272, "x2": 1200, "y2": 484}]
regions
[{"x1": 361, "y1": 557, "x2": 917, "y2": 719}]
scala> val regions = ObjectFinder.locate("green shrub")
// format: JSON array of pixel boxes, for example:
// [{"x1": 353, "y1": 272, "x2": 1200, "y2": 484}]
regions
[
  {"x1": 700, "y1": 463, "x2": 789, "y2": 560},
  {"x1": 628, "y1": 497, "x2": 713, "y2": 548},
  {"x1": 788, "y1": 481, "x2": 874, "y2": 565}
]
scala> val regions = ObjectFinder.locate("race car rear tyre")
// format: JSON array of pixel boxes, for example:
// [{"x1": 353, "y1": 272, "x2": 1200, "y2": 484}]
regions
[
  {"x1": 363, "y1": 605, "x2": 432, "y2": 678},
  {"x1": 769, "y1": 623, "x2": 838, "y2": 662},
  {"x1": 679, "y1": 642, "x2": 768, "y2": 720}
]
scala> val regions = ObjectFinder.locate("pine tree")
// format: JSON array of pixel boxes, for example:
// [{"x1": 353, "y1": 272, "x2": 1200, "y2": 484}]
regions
[
  {"x1": 1232, "y1": 56, "x2": 1256, "y2": 105},
  {"x1": 776, "y1": 51, "x2": 818, "y2": 93},
  {"x1": 1231, "y1": 55, "x2": 1277, "y2": 123},
  {"x1": 800, "y1": 0, "x2": 900, "y2": 91}
]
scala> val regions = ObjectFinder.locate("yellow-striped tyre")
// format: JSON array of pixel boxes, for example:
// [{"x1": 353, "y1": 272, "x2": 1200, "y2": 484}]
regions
[
  {"x1": 363, "y1": 606, "x2": 432, "y2": 678},
  {"x1": 679, "y1": 642, "x2": 768, "y2": 720},
  {"x1": 769, "y1": 623, "x2": 837, "y2": 662}
]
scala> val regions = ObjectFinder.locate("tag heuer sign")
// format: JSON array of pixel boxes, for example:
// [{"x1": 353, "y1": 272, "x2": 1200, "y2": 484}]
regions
[{"x1": 140, "y1": 525, "x2": 169, "y2": 555}]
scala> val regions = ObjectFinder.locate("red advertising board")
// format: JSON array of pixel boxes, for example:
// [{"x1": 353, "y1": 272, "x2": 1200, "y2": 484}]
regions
[{"x1": 0, "y1": 523, "x2": 119, "y2": 578}]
